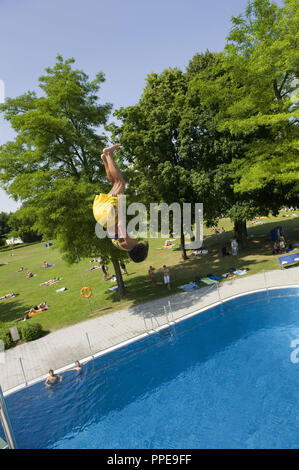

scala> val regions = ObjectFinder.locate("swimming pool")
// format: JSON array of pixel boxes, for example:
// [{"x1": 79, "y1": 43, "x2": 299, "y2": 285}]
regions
[{"x1": 2, "y1": 287, "x2": 299, "y2": 449}]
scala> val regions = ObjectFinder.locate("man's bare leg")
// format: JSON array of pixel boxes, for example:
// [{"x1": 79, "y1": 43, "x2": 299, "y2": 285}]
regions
[
  {"x1": 102, "y1": 144, "x2": 127, "y2": 240},
  {"x1": 102, "y1": 144, "x2": 125, "y2": 194},
  {"x1": 101, "y1": 153, "x2": 114, "y2": 184}
]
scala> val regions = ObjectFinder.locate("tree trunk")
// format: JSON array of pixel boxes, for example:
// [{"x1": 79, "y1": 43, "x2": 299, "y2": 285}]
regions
[
  {"x1": 234, "y1": 220, "x2": 248, "y2": 248},
  {"x1": 112, "y1": 258, "x2": 126, "y2": 297},
  {"x1": 180, "y1": 217, "x2": 188, "y2": 260}
]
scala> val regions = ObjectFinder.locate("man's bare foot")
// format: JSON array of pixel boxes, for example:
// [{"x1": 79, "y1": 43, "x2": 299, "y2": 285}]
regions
[
  {"x1": 100, "y1": 153, "x2": 106, "y2": 162},
  {"x1": 103, "y1": 143, "x2": 121, "y2": 156}
]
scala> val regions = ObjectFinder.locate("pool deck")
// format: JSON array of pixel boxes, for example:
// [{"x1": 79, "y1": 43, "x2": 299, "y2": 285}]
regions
[{"x1": 1, "y1": 266, "x2": 298, "y2": 393}]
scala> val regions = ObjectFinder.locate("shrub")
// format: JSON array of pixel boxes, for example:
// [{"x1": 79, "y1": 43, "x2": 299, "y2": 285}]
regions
[
  {"x1": 19, "y1": 323, "x2": 43, "y2": 342},
  {"x1": 0, "y1": 323, "x2": 13, "y2": 349}
]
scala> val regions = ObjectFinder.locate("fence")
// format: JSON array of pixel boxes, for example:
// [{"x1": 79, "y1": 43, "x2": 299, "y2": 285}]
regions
[{"x1": 1, "y1": 266, "x2": 299, "y2": 395}]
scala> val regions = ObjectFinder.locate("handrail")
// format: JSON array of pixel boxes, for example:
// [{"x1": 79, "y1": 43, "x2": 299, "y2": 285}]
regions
[{"x1": 0, "y1": 386, "x2": 17, "y2": 449}]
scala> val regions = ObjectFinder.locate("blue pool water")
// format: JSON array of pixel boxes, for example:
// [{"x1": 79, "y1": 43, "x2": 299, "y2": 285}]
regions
[{"x1": 2, "y1": 288, "x2": 299, "y2": 449}]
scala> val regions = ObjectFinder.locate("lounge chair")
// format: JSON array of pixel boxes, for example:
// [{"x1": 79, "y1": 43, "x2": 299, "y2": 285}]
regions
[{"x1": 278, "y1": 253, "x2": 299, "y2": 268}]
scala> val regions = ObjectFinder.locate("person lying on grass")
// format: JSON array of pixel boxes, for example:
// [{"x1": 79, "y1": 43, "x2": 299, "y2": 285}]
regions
[
  {"x1": 42, "y1": 261, "x2": 54, "y2": 268},
  {"x1": 190, "y1": 249, "x2": 202, "y2": 257},
  {"x1": 0, "y1": 293, "x2": 18, "y2": 300},
  {"x1": 93, "y1": 144, "x2": 148, "y2": 263},
  {"x1": 163, "y1": 240, "x2": 175, "y2": 248},
  {"x1": 40, "y1": 278, "x2": 60, "y2": 286},
  {"x1": 25, "y1": 301, "x2": 48, "y2": 313},
  {"x1": 24, "y1": 301, "x2": 48, "y2": 319}
]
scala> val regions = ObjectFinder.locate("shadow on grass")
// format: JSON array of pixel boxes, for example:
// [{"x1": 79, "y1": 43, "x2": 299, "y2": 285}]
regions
[
  {"x1": 0, "y1": 296, "x2": 48, "y2": 324},
  {"x1": 0, "y1": 297, "x2": 26, "y2": 323}
]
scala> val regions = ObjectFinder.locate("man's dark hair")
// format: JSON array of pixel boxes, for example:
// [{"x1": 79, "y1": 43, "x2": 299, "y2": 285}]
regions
[{"x1": 129, "y1": 241, "x2": 149, "y2": 263}]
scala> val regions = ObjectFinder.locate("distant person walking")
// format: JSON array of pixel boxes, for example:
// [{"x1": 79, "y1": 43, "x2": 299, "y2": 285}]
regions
[
  {"x1": 163, "y1": 265, "x2": 171, "y2": 290},
  {"x1": 100, "y1": 263, "x2": 109, "y2": 280},
  {"x1": 120, "y1": 262, "x2": 128, "y2": 275}
]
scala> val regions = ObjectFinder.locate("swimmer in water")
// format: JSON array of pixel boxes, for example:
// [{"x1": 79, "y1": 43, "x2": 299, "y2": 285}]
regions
[
  {"x1": 45, "y1": 369, "x2": 62, "y2": 386},
  {"x1": 72, "y1": 360, "x2": 82, "y2": 372}
]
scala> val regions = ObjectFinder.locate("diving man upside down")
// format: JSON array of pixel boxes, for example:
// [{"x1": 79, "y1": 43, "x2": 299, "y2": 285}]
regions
[{"x1": 93, "y1": 144, "x2": 149, "y2": 263}]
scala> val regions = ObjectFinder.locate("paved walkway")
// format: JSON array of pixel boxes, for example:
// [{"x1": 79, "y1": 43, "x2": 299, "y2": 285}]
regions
[{"x1": 1, "y1": 266, "x2": 298, "y2": 393}]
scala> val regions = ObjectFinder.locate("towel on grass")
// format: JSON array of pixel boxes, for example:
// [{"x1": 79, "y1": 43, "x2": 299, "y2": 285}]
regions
[
  {"x1": 233, "y1": 269, "x2": 247, "y2": 276},
  {"x1": 207, "y1": 275, "x2": 221, "y2": 280},
  {"x1": 201, "y1": 277, "x2": 219, "y2": 285},
  {"x1": 56, "y1": 287, "x2": 67, "y2": 292},
  {"x1": 178, "y1": 283, "x2": 199, "y2": 291},
  {"x1": 109, "y1": 286, "x2": 118, "y2": 292},
  {"x1": 109, "y1": 285, "x2": 127, "y2": 292}
]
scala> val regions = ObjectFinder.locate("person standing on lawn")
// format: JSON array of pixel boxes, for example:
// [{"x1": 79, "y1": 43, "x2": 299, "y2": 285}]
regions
[
  {"x1": 148, "y1": 266, "x2": 156, "y2": 285},
  {"x1": 163, "y1": 265, "x2": 171, "y2": 290}
]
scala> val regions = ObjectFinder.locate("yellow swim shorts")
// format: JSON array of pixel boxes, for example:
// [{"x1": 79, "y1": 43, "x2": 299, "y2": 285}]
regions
[{"x1": 93, "y1": 193, "x2": 118, "y2": 229}]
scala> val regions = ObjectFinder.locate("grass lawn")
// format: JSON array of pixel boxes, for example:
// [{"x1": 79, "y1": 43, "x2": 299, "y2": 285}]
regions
[{"x1": 0, "y1": 209, "x2": 299, "y2": 334}]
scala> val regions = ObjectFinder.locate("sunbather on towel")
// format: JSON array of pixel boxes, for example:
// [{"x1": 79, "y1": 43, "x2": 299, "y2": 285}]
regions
[
  {"x1": 40, "y1": 277, "x2": 60, "y2": 286},
  {"x1": 24, "y1": 302, "x2": 48, "y2": 319},
  {"x1": 163, "y1": 240, "x2": 175, "y2": 248},
  {"x1": 190, "y1": 249, "x2": 201, "y2": 256},
  {"x1": 0, "y1": 293, "x2": 18, "y2": 300},
  {"x1": 25, "y1": 301, "x2": 48, "y2": 313}
]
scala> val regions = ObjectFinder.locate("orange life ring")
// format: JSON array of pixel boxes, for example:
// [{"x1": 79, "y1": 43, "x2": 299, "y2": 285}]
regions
[{"x1": 80, "y1": 286, "x2": 92, "y2": 298}]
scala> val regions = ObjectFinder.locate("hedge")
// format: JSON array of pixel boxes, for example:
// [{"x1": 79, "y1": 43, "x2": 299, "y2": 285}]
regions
[
  {"x1": 0, "y1": 321, "x2": 18, "y2": 349},
  {"x1": 18, "y1": 322, "x2": 44, "y2": 342}
]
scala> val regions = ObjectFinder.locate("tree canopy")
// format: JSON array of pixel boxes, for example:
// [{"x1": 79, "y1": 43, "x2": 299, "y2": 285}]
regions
[
  {"x1": 0, "y1": 56, "x2": 128, "y2": 294},
  {"x1": 194, "y1": 0, "x2": 299, "y2": 197}
]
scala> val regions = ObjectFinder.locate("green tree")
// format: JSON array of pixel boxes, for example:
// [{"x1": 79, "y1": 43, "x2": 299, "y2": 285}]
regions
[
  {"x1": 0, "y1": 56, "x2": 128, "y2": 296},
  {"x1": 196, "y1": 0, "x2": 299, "y2": 200},
  {"x1": 8, "y1": 206, "x2": 42, "y2": 243},
  {"x1": 0, "y1": 211, "x2": 11, "y2": 246},
  {"x1": 183, "y1": 51, "x2": 293, "y2": 246}
]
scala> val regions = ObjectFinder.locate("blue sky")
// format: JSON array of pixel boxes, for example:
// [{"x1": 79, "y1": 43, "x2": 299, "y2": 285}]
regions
[{"x1": 0, "y1": 0, "x2": 251, "y2": 212}]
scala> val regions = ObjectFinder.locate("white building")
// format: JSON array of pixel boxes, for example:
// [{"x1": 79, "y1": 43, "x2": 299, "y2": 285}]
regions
[{"x1": 6, "y1": 237, "x2": 23, "y2": 245}]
